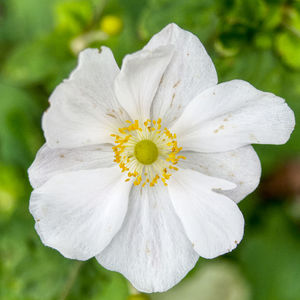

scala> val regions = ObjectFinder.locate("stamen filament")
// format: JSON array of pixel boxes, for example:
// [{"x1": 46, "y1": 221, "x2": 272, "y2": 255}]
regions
[{"x1": 111, "y1": 119, "x2": 184, "y2": 187}]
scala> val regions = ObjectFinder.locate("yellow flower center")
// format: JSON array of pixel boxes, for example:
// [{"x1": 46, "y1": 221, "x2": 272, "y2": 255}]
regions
[
  {"x1": 134, "y1": 140, "x2": 158, "y2": 165},
  {"x1": 111, "y1": 119, "x2": 185, "y2": 187}
]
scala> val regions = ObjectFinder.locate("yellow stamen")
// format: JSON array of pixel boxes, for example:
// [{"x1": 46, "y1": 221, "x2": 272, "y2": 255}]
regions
[{"x1": 111, "y1": 119, "x2": 184, "y2": 187}]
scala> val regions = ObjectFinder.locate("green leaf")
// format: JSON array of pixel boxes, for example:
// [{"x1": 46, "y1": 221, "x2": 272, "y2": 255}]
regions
[
  {"x1": 0, "y1": 82, "x2": 42, "y2": 167},
  {"x1": 54, "y1": 0, "x2": 93, "y2": 35},
  {"x1": 140, "y1": 0, "x2": 218, "y2": 43},
  {"x1": 275, "y1": 31, "x2": 300, "y2": 69},
  {"x1": 63, "y1": 260, "x2": 129, "y2": 300},
  {"x1": 2, "y1": 40, "x2": 59, "y2": 86},
  {"x1": 237, "y1": 208, "x2": 300, "y2": 300},
  {"x1": 221, "y1": 0, "x2": 268, "y2": 27},
  {"x1": 254, "y1": 32, "x2": 273, "y2": 49},
  {"x1": 101, "y1": 272, "x2": 129, "y2": 300},
  {"x1": 261, "y1": 4, "x2": 282, "y2": 30},
  {"x1": 284, "y1": 7, "x2": 300, "y2": 32},
  {"x1": 0, "y1": 0, "x2": 55, "y2": 43},
  {"x1": 0, "y1": 164, "x2": 24, "y2": 219}
]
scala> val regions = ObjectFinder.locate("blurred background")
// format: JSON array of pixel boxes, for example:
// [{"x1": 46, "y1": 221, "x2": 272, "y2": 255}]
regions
[{"x1": 0, "y1": 0, "x2": 299, "y2": 299}]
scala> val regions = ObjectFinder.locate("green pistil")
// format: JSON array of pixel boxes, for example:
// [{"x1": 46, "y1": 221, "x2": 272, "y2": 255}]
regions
[{"x1": 134, "y1": 140, "x2": 158, "y2": 165}]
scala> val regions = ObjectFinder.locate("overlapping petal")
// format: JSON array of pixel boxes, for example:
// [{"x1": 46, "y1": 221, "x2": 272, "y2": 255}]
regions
[
  {"x1": 43, "y1": 47, "x2": 127, "y2": 148},
  {"x1": 168, "y1": 169, "x2": 244, "y2": 259},
  {"x1": 115, "y1": 45, "x2": 174, "y2": 122},
  {"x1": 97, "y1": 184, "x2": 199, "y2": 293},
  {"x1": 28, "y1": 22, "x2": 296, "y2": 295},
  {"x1": 171, "y1": 80, "x2": 295, "y2": 152},
  {"x1": 28, "y1": 143, "x2": 114, "y2": 189},
  {"x1": 30, "y1": 167, "x2": 131, "y2": 260},
  {"x1": 179, "y1": 146, "x2": 261, "y2": 203},
  {"x1": 143, "y1": 23, "x2": 218, "y2": 127}
]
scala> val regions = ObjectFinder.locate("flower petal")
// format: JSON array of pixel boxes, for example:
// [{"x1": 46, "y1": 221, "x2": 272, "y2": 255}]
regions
[
  {"x1": 168, "y1": 169, "x2": 244, "y2": 259},
  {"x1": 171, "y1": 80, "x2": 295, "y2": 152},
  {"x1": 97, "y1": 184, "x2": 199, "y2": 293},
  {"x1": 28, "y1": 143, "x2": 114, "y2": 189},
  {"x1": 179, "y1": 146, "x2": 261, "y2": 203},
  {"x1": 43, "y1": 47, "x2": 127, "y2": 148},
  {"x1": 115, "y1": 45, "x2": 174, "y2": 122},
  {"x1": 29, "y1": 167, "x2": 131, "y2": 260},
  {"x1": 143, "y1": 23, "x2": 217, "y2": 127}
]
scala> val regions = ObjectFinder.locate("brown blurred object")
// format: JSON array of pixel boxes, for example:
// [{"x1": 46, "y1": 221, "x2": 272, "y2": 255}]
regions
[{"x1": 260, "y1": 158, "x2": 300, "y2": 199}]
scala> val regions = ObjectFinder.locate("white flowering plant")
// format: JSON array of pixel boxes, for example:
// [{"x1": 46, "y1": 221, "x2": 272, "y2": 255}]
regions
[{"x1": 28, "y1": 23, "x2": 295, "y2": 293}]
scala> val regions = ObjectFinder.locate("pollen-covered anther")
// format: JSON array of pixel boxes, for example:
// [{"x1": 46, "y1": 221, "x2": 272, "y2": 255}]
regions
[{"x1": 111, "y1": 119, "x2": 185, "y2": 187}]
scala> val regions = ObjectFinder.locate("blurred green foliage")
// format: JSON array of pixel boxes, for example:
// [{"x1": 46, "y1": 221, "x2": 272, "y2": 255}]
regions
[{"x1": 0, "y1": 0, "x2": 299, "y2": 299}]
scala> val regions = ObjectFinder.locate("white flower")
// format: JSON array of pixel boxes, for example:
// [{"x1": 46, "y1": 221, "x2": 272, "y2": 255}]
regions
[{"x1": 28, "y1": 23, "x2": 295, "y2": 293}]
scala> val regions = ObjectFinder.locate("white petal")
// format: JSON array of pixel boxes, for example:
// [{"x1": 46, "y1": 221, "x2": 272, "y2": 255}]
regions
[
  {"x1": 97, "y1": 184, "x2": 199, "y2": 293},
  {"x1": 143, "y1": 23, "x2": 217, "y2": 127},
  {"x1": 29, "y1": 167, "x2": 131, "y2": 260},
  {"x1": 179, "y1": 146, "x2": 261, "y2": 203},
  {"x1": 168, "y1": 169, "x2": 244, "y2": 259},
  {"x1": 172, "y1": 80, "x2": 295, "y2": 152},
  {"x1": 28, "y1": 143, "x2": 114, "y2": 189},
  {"x1": 115, "y1": 45, "x2": 174, "y2": 122},
  {"x1": 43, "y1": 47, "x2": 127, "y2": 148}
]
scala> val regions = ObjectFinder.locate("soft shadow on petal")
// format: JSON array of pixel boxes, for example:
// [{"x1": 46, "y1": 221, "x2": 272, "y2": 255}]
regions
[
  {"x1": 144, "y1": 23, "x2": 218, "y2": 127},
  {"x1": 30, "y1": 167, "x2": 131, "y2": 260},
  {"x1": 43, "y1": 47, "x2": 128, "y2": 148},
  {"x1": 28, "y1": 143, "x2": 114, "y2": 189},
  {"x1": 168, "y1": 169, "x2": 244, "y2": 259},
  {"x1": 115, "y1": 45, "x2": 174, "y2": 122},
  {"x1": 171, "y1": 80, "x2": 295, "y2": 152},
  {"x1": 97, "y1": 183, "x2": 199, "y2": 293},
  {"x1": 179, "y1": 146, "x2": 261, "y2": 203}
]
